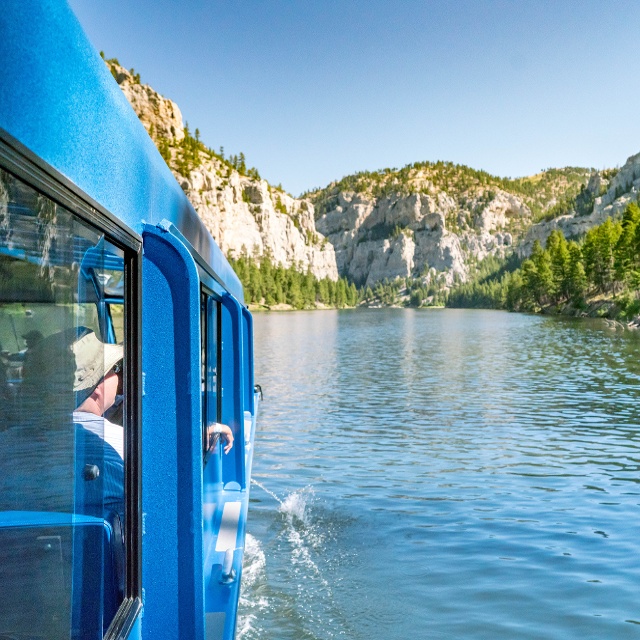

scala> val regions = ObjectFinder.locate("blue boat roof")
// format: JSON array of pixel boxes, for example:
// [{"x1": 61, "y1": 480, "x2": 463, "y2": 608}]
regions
[{"x1": 0, "y1": 0, "x2": 244, "y2": 303}]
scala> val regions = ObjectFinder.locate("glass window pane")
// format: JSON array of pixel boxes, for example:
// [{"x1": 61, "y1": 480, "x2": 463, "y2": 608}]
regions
[
  {"x1": 206, "y1": 296, "x2": 219, "y2": 427},
  {"x1": 201, "y1": 293, "x2": 220, "y2": 463},
  {"x1": 0, "y1": 169, "x2": 126, "y2": 637},
  {"x1": 108, "y1": 303, "x2": 125, "y2": 345}
]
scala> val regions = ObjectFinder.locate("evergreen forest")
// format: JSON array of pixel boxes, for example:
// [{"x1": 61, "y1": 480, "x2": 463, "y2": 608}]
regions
[
  {"x1": 228, "y1": 254, "x2": 360, "y2": 309},
  {"x1": 446, "y1": 202, "x2": 640, "y2": 321}
]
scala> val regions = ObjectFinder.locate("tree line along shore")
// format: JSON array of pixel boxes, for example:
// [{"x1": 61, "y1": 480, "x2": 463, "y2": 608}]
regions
[{"x1": 228, "y1": 254, "x2": 359, "y2": 310}]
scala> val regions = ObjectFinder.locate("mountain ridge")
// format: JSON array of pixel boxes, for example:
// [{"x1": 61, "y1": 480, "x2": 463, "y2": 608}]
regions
[
  {"x1": 309, "y1": 162, "x2": 600, "y2": 288},
  {"x1": 105, "y1": 56, "x2": 338, "y2": 282},
  {"x1": 105, "y1": 55, "x2": 639, "y2": 298}
]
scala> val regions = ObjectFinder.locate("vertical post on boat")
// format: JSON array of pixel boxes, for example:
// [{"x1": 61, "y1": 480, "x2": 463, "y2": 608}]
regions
[{"x1": 220, "y1": 293, "x2": 246, "y2": 489}]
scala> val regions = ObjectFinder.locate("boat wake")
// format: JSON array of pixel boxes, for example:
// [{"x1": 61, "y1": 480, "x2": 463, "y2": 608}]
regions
[
  {"x1": 279, "y1": 487, "x2": 332, "y2": 593},
  {"x1": 279, "y1": 487, "x2": 309, "y2": 523},
  {"x1": 237, "y1": 533, "x2": 268, "y2": 639},
  {"x1": 240, "y1": 481, "x2": 357, "y2": 638},
  {"x1": 285, "y1": 488, "x2": 357, "y2": 638}
]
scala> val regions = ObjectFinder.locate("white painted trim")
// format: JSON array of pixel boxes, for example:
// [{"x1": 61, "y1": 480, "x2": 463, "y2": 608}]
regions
[{"x1": 215, "y1": 501, "x2": 241, "y2": 552}]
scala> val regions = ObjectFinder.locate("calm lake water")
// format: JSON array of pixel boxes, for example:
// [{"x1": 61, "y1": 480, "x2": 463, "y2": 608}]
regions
[{"x1": 238, "y1": 309, "x2": 640, "y2": 640}]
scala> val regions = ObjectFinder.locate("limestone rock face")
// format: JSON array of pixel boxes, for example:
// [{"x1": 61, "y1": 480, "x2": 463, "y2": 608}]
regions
[
  {"x1": 519, "y1": 152, "x2": 640, "y2": 256},
  {"x1": 316, "y1": 188, "x2": 525, "y2": 287},
  {"x1": 188, "y1": 165, "x2": 338, "y2": 279},
  {"x1": 110, "y1": 62, "x2": 184, "y2": 143},
  {"x1": 473, "y1": 191, "x2": 531, "y2": 234},
  {"x1": 461, "y1": 231, "x2": 513, "y2": 262},
  {"x1": 109, "y1": 61, "x2": 338, "y2": 280}
]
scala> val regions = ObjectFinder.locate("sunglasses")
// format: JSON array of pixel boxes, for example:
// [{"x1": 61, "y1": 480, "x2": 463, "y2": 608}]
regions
[{"x1": 111, "y1": 360, "x2": 123, "y2": 375}]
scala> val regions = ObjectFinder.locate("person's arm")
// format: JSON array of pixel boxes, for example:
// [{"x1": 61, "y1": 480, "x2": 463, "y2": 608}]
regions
[{"x1": 212, "y1": 423, "x2": 234, "y2": 454}]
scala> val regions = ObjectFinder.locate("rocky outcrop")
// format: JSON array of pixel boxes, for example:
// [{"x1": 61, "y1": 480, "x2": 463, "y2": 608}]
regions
[
  {"x1": 458, "y1": 190, "x2": 528, "y2": 262},
  {"x1": 519, "y1": 153, "x2": 640, "y2": 256},
  {"x1": 472, "y1": 191, "x2": 531, "y2": 234},
  {"x1": 186, "y1": 165, "x2": 337, "y2": 278},
  {"x1": 108, "y1": 61, "x2": 338, "y2": 280},
  {"x1": 112, "y1": 65, "x2": 184, "y2": 144},
  {"x1": 315, "y1": 187, "x2": 529, "y2": 287}
]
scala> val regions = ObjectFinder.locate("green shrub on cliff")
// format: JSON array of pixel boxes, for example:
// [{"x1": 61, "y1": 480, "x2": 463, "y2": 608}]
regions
[{"x1": 307, "y1": 162, "x2": 592, "y2": 222}]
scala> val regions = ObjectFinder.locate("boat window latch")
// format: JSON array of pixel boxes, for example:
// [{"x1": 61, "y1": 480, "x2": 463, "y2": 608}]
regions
[{"x1": 83, "y1": 464, "x2": 100, "y2": 481}]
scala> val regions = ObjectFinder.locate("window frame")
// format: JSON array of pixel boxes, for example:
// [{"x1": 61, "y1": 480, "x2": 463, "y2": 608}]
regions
[
  {"x1": 200, "y1": 285, "x2": 222, "y2": 465},
  {"x1": 0, "y1": 129, "x2": 143, "y2": 638}
]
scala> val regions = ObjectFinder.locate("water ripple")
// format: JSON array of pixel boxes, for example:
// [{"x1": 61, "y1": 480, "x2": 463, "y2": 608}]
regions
[{"x1": 240, "y1": 310, "x2": 640, "y2": 640}]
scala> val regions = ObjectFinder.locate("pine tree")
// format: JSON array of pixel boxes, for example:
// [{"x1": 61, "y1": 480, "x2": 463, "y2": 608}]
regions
[
  {"x1": 546, "y1": 230, "x2": 570, "y2": 303},
  {"x1": 260, "y1": 255, "x2": 276, "y2": 305},
  {"x1": 566, "y1": 242, "x2": 587, "y2": 303},
  {"x1": 248, "y1": 261, "x2": 262, "y2": 303},
  {"x1": 632, "y1": 219, "x2": 640, "y2": 289},
  {"x1": 503, "y1": 271, "x2": 523, "y2": 310},
  {"x1": 365, "y1": 286, "x2": 373, "y2": 302},
  {"x1": 316, "y1": 279, "x2": 327, "y2": 304},
  {"x1": 348, "y1": 283, "x2": 359, "y2": 306},
  {"x1": 336, "y1": 279, "x2": 347, "y2": 307},
  {"x1": 301, "y1": 271, "x2": 314, "y2": 307},
  {"x1": 287, "y1": 273, "x2": 303, "y2": 309},
  {"x1": 583, "y1": 218, "x2": 622, "y2": 293},
  {"x1": 614, "y1": 202, "x2": 640, "y2": 285},
  {"x1": 526, "y1": 240, "x2": 554, "y2": 307}
]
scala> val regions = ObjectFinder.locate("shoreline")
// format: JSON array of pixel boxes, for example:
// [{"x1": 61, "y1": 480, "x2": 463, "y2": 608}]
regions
[{"x1": 248, "y1": 300, "x2": 640, "y2": 329}]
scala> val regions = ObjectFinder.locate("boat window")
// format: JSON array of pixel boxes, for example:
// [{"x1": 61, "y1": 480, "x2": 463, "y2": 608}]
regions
[
  {"x1": 108, "y1": 302, "x2": 125, "y2": 344},
  {"x1": 201, "y1": 291, "x2": 220, "y2": 463},
  {"x1": 0, "y1": 168, "x2": 128, "y2": 637}
]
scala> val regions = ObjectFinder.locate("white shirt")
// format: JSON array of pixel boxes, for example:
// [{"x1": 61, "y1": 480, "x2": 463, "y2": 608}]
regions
[{"x1": 73, "y1": 411, "x2": 124, "y2": 459}]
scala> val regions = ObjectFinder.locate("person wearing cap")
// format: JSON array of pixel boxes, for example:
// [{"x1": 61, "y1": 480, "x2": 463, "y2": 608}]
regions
[
  {"x1": 70, "y1": 332, "x2": 234, "y2": 455},
  {"x1": 0, "y1": 329, "x2": 124, "y2": 522},
  {"x1": 72, "y1": 332, "x2": 125, "y2": 458},
  {"x1": 69, "y1": 331, "x2": 126, "y2": 525}
]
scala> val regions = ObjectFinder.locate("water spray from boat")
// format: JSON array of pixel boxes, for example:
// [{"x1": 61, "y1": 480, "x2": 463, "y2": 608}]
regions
[
  {"x1": 247, "y1": 478, "x2": 356, "y2": 637},
  {"x1": 251, "y1": 478, "x2": 284, "y2": 506},
  {"x1": 237, "y1": 534, "x2": 268, "y2": 640}
]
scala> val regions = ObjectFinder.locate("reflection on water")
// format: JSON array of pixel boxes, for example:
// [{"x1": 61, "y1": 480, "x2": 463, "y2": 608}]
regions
[{"x1": 239, "y1": 309, "x2": 640, "y2": 640}]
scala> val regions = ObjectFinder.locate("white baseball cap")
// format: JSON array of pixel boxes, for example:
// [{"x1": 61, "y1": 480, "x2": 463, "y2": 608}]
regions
[{"x1": 73, "y1": 332, "x2": 123, "y2": 405}]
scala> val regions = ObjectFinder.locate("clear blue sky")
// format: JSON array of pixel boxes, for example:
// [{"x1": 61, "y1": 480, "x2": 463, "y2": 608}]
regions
[{"x1": 68, "y1": 0, "x2": 640, "y2": 196}]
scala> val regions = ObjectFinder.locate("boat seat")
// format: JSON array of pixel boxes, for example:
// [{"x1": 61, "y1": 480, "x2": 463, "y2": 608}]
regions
[{"x1": 0, "y1": 511, "x2": 122, "y2": 639}]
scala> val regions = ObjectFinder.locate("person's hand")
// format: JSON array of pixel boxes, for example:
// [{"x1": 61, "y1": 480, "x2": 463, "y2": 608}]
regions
[{"x1": 214, "y1": 423, "x2": 234, "y2": 454}]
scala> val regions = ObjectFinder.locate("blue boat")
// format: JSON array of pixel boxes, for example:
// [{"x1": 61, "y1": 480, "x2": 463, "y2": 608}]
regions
[{"x1": 0, "y1": 2, "x2": 259, "y2": 639}]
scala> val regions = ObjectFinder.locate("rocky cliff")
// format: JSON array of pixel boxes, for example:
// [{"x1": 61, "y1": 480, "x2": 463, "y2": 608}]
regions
[
  {"x1": 315, "y1": 190, "x2": 468, "y2": 288},
  {"x1": 108, "y1": 59, "x2": 338, "y2": 280},
  {"x1": 108, "y1": 57, "x2": 636, "y2": 293},
  {"x1": 519, "y1": 153, "x2": 640, "y2": 255},
  {"x1": 310, "y1": 163, "x2": 592, "y2": 288}
]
